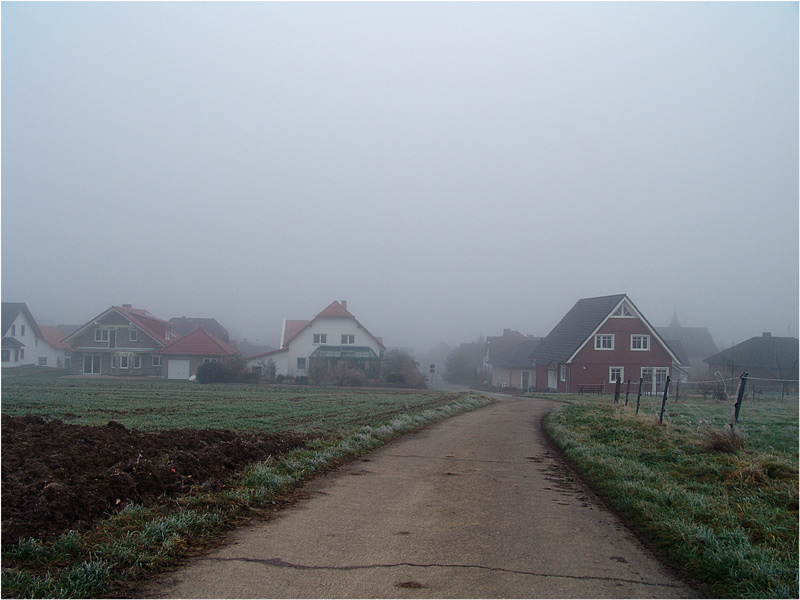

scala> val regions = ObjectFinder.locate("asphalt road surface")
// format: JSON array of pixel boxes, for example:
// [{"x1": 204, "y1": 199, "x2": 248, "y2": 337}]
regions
[{"x1": 146, "y1": 395, "x2": 696, "y2": 598}]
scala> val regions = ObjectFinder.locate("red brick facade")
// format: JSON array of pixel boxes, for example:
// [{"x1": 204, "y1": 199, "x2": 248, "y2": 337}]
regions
[{"x1": 558, "y1": 316, "x2": 674, "y2": 393}]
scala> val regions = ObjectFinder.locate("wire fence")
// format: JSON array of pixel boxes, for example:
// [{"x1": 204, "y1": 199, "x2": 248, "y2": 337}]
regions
[{"x1": 610, "y1": 372, "x2": 798, "y2": 433}]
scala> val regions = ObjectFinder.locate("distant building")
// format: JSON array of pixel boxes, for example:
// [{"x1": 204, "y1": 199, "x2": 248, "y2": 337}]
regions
[
  {"x1": 2, "y1": 302, "x2": 44, "y2": 368},
  {"x1": 656, "y1": 312, "x2": 718, "y2": 381},
  {"x1": 62, "y1": 304, "x2": 178, "y2": 377},
  {"x1": 484, "y1": 329, "x2": 541, "y2": 387},
  {"x1": 530, "y1": 294, "x2": 681, "y2": 393},
  {"x1": 705, "y1": 332, "x2": 798, "y2": 392},
  {"x1": 169, "y1": 317, "x2": 230, "y2": 343},
  {"x1": 491, "y1": 294, "x2": 681, "y2": 393},
  {"x1": 247, "y1": 300, "x2": 385, "y2": 381}
]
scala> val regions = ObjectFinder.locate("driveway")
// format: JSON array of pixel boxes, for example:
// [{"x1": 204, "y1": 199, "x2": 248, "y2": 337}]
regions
[{"x1": 145, "y1": 395, "x2": 696, "y2": 598}]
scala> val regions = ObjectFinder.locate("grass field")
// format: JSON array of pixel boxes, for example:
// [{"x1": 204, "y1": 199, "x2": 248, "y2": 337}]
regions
[
  {"x1": 543, "y1": 393, "x2": 798, "y2": 599},
  {"x1": 1, "y1": 375, "x2": 459, "y2": 432},
  {"x1": 1, "y1": 374, "x2": 493, "y2": 598}
]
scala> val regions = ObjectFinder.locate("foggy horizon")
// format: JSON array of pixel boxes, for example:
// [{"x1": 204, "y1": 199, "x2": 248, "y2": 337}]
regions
[{"x1": 2, "y1": 2, "x2": 798, "y2": 355}]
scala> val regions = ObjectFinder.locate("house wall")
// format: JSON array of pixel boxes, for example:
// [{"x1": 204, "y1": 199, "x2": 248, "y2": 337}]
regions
[
  {"x1": 250, "y1": 351, "x2": 290, "y2": 376},
  {"x1": 491, "y1": 367, "x2": 536, "y2": 389},
  {"x1": 564, "y1": 317, "x2": 673, "y2": 393},
  {"x1": 36, "y1": 341, "x2": 69, "y2": 368}
]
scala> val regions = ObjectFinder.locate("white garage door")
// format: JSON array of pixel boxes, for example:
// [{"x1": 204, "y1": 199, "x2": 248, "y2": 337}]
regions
[{"x1": 167, "y1": 359, "x2": 191, "y2": 380}]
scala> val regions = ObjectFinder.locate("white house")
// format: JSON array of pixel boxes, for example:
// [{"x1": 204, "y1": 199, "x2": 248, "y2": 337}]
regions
[
  {"x1": 248, "y1": 300, "x2": 385, "y2": 381},
  {"x1": 0, "y1": 302, "x2": 70, "y2": 368},
  {"x1": 38, "y1": 325, "x2": 72, "y2": 368}
]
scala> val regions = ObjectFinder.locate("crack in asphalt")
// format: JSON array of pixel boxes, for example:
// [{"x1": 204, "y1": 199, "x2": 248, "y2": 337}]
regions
[
  {"x1": 381, "y1": 453, "x2": 549, "y2": 466},
  {"x1": 202, "y1": 556, "x2": 684, "y2": 589}
]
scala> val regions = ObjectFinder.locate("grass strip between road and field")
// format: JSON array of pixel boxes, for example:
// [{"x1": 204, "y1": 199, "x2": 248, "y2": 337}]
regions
[
  {"x1": 542, "y1": 399, "x2": 798, "y2": 599},
  {"x1": 2, "y1": 392, "x2": 493, "y2": 599}
]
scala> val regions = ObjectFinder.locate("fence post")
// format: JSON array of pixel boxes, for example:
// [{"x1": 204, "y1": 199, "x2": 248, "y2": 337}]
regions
[
  {"x1": 659, "y1": 376, "x2": 671, "y2": 424},
  {"x1": 635, "y1": 378, "x2": 643, "y2": 415},
  {"x1": 730, "y1": 372, "x2": 749, "y2": 430},
  {"x1": 675, "y1": 379, "x2": 680, "y2": 403},
  {"x1": 613, "y1": 378, "x2": 621, "y2": 405},
  {"x1": 625, "y1": 379, "x2": 631, "y2": 406}
]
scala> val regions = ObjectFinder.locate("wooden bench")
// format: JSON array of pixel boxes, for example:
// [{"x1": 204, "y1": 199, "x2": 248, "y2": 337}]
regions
[{"x1": 578, "y1": 383, "x2": 604, "y2": 395}]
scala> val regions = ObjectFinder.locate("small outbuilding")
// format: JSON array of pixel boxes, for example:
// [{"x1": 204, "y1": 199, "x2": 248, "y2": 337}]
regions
[{"x1": 158, "y1": 327, "x2": 238, "y2": 380}]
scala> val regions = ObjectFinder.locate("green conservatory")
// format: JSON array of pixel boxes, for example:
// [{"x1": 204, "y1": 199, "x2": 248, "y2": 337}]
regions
[{"x1": 308, "y1": 345, "x2": 382, "y2": 379}]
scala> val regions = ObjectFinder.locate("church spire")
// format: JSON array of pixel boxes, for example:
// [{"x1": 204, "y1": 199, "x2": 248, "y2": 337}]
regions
[{"x1": 669, "y1": 310, "x2": 681, "y2": 328}]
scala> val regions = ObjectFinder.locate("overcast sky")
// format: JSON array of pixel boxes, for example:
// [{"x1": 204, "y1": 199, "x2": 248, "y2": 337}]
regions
[{"x1": 2, "y1": 1, "x2": 798, "y2": 352}]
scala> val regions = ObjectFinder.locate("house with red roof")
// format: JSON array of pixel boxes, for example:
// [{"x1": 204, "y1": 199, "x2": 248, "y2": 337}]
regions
[
  {"x1": 158, "y1": 327, "x2": 238, "y2": 379},
  {"x1": 247, "y1": 300, "x2": 385, "y2": 382},
  {"x1": 38, "y1": 325, "x2": 73, "y2": 369},
  {"x1": 62, "y1": 304, "x2": 179, "y2": 376}
]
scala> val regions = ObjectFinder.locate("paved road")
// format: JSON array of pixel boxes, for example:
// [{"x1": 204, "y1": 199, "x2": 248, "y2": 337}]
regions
[{"x1": 146, "y1": 395, "x2": 695, "y2": 598}]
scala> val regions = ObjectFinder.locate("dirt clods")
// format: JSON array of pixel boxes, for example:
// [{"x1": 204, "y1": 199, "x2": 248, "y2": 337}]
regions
[{"x1": 1, "y1": 415, "x2": 310, "y2": 547}]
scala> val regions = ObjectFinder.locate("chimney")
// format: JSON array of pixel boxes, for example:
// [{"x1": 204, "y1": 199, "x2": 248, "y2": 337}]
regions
[
  {"x1": 123, "y1": 304, "x2": 132, "y2": 309},
  {"x1": 341, "y1": 300, "x2": 347, "y2": 311},
  {"x1": 762, "y1": 332, "x2": 772, "y2": 338}
]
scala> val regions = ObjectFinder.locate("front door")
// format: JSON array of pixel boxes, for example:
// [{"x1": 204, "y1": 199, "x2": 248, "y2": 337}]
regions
[
  {"x1": 547, "y1": 369, "x2": 557, "y2": 391},
  {"x1": 521, "y1": 370, "x2": 530, "y2": 390}
]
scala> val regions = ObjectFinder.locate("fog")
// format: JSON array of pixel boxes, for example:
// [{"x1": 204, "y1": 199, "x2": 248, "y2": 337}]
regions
[{"x1": 2, "y1": 2, "x2": 798, "y2": 352}]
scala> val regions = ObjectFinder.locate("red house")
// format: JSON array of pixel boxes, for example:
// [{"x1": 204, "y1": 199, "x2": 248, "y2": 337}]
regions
[{"x1": 531, "y1": 294, "x2": 681, "y2": 393}]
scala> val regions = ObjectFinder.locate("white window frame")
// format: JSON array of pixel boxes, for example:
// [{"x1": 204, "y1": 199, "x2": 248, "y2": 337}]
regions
[
  {"x1": 630, "y1": 334, "x2": 650, "y2": 351},
  {"x1": 39, "y1": 357, "x2": 48, "y2": 366},
  {"x1": 560, "y1": 365, "x2": 566, "y2": 382},
  {"x1": 609, "y1": 367, "x2": 624, "y2": 383},
  {"x1": 95, "y1": 329, "x2": 109, "y2": 343},
  {"x1": 341, "y1": 334, "x2": 355, "y2": 344},
  {"x1": 133, "y1": 355, "x2": 141, "y2": 369},
  {"x1": 20, "y1": 325, "x2": 26, "y2": 336},
  {"x1": 641, "y1": 367, "x2": 670, "y2": 393},
  {"x1": 152, "y1": 356, "x2": 163, "y2": 367},
  {"x1": 203, "y1": 357, "x2": 218, "y2": 363},
  {"x1": 120, "y1": 354, "x2": 129, "y2": 369},
  {"x1": 313, "y1": 334, "x2": 327, "y2": 344},
  {"x1": 130, "y1": 328, "x2": 139, "y2": 342},
  {"x1": 297, "y1": 357, "x2": 307, "y2": 370},
  {"x1": 594, "y1": 334, "x2": 614, "y2": 350}
]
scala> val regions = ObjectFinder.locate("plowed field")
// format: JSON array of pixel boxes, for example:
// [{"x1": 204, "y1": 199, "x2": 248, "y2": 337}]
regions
[{"x1": 1, "y1": 415, "x2": 309, "y2": 547}]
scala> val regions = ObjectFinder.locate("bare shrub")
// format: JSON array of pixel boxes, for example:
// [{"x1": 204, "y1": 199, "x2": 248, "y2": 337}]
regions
[{"x1": 330, "y1": 367, "x2": 366, "y2": 387}]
